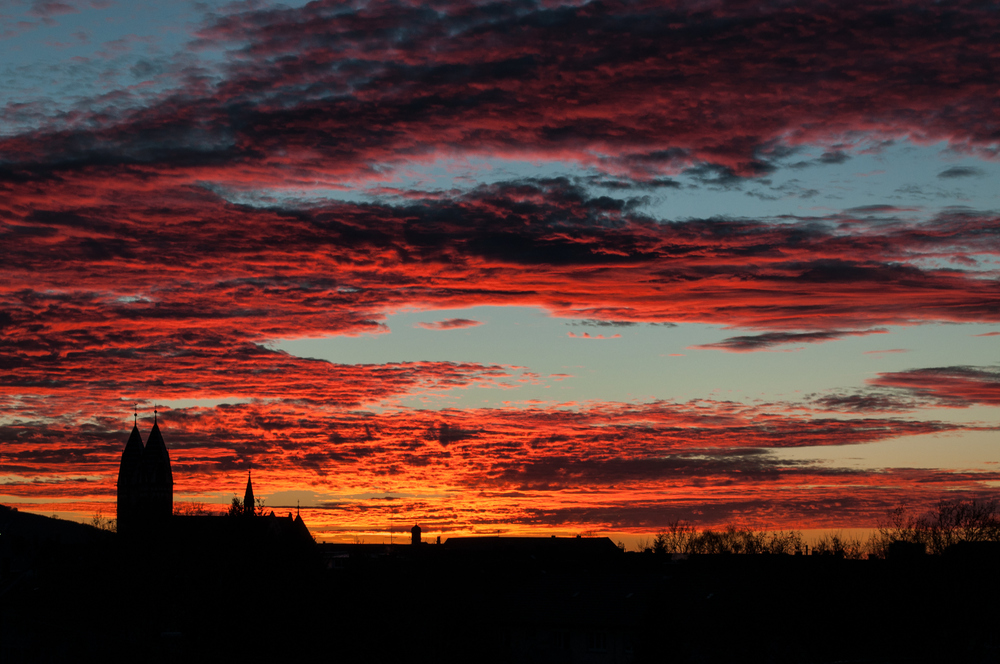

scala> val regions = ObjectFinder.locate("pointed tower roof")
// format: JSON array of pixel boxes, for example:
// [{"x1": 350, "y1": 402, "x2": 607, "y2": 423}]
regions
[
  {"x1": 243, "y1": 471, "x2": 255, "y2": 517},
  {"x1": 141, "y1": 415, "x2": 173, "y2": 486},
  {"x1": 117, "y1": 422, "x2": 144, "y2": 487}
]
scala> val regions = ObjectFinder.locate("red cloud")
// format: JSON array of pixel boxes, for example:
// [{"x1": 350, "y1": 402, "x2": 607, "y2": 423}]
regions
[
  {"x1": 3, "y1": 396, "x2": 994, "y2": 534},
  {"x1": 868, "y1": 366, "x2": 1000, "y2": 407},
  {"x1": 1, "y1": 181, "x2": 997, "y2": 343},
  {"x1": 415, "y1": 318, "x2": 482, "y2": 330},
  {"x1": 813, "y1": 365, "x2": 1000, "y2": 412},
  {"x1": 175, "y1": 0, "x2": 1000, "y2": 180}
]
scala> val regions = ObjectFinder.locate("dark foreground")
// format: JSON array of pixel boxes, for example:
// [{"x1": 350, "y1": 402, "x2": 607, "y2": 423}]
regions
[{"x1": 2, "y1": 508, "x2": 999, "y2": 663}]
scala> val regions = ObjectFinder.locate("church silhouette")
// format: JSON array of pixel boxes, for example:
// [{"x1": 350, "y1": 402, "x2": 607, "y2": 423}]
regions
[
  {"x1": 115, "y1": 411, "x2": 312, "y2": 544},
  {"x1": 116, "y1": 412, "x2": 172, "y2": 534}
]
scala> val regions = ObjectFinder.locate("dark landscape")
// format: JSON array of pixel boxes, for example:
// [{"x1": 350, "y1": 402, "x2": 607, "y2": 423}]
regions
[{"x1": 3, "y1": 504, "x2": 999, "y2": 663}]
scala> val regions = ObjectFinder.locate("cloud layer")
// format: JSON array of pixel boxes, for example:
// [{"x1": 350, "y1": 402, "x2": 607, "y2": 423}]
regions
[
  {"x1": 5, "y1": 397, "x2": 995, "y2": 535},
  {"x1": 8, "y1": 0, "x2": 1000, "y2": 178},
  {"x1": 1, "y1": 0, "x2": 999, "y2": 535}
]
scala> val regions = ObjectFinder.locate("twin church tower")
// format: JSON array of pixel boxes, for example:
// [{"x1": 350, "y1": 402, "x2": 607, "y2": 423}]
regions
[
  {"x1": 116, "y1": 412, "x2": 173, "y2": 533},
  {"x1": 115, "y1": 410, "x2": 311, "y2": 545},
  {"x1": 116, "y1": 411, "x2": 264, "y2": 531}
]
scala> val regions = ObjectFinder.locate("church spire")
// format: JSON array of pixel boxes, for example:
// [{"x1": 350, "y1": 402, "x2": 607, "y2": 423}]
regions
[
  {"x1": 243, "y1": 471, "x2": 255, "y2": 517},
  {"x1": 140, "y1": 410, "x2": 173, "y2": 521},
  {"x1": 116, "y1": 409, "x2": 145, "y2": 533}
]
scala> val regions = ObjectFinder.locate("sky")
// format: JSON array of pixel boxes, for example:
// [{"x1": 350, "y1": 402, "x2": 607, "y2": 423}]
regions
[{"x1": 1, "y1": 0, "x2": 998, "y2": 544}]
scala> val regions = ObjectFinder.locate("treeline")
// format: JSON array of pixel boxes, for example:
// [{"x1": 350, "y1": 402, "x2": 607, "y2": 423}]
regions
[
  {"x1": 644, "y1": 522, "x2": 808, "y2": 556},
  {"x1": 643, "y1": 498, "x2": 1000, "y2": 559},
  {"x1": 869, "y1": 497, "x2": 1000, "y2": 556}
]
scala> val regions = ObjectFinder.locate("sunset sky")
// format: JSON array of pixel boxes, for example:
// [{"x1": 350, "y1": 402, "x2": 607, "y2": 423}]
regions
[{"x1": 1, "y1": 0, "x2": 998, "y2": 543}]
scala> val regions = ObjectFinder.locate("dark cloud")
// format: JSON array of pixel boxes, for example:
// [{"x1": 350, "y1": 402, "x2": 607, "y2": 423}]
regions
[
  {"x1": 843, "y1": 205, "x2": 911, "y2": 215},
  {"x1": 495, "y1": 450, "x2": 826, "y2": 490},
  {"x1": 811, "y1": 392, "x2": 920, "y2": 413},
  {"x1": 869, "y1": 366, "x2": 1000, "y2": 407},
  {"x1": 510, "y1": 482, "x2": 1000, "y2": 530},
  {"x1": 691, "y1": 329, "x2": 887, "y2": 353},
  {"x1": 937, "y1": 166, "x2": 984, "y2": 179},
  {"x1": 568, "y1": 320, "x2": 676, "y2": 328},
  {"x1": 29, "y1": 1, "x2": 79, "y2": 18},
  {"x1": 6, "y1": 0, "x2": 1000, "y2": 183},
  {"x1": 810, "y1": 365, "x2": 1000, "y2": 412},
  {"x1": 788, "y1": 149, "x2": 852, "y2": 169},
  {"x1": 683, "y1": 163, "x2": 771, "y2": 188},
  {"x1": 819, "y1": 151, "x2": 851, "y2": 165},
  {"x1": 571, "y1": 320, "x2": 639, "y2": 327}
]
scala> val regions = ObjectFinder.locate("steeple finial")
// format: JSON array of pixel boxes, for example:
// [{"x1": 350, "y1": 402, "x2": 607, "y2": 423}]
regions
[
  {"x1": 154, "y1": 405, "x2": 157, "y2": 424},
  {"x1": 133, "y1": 403, "x2": 137, "y2": 425}
]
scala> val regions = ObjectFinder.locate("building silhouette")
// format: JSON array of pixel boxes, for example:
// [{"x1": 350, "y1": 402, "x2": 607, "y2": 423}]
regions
[
  {"x1": 116, "y1": 412, "x2": 172, "y2": 534},
  {"x1": 115, "y1": 414, "x2": 313, "y2": 549},
  {"x1": 243, "y1": 471, "x2": 255, "y2": 517}
]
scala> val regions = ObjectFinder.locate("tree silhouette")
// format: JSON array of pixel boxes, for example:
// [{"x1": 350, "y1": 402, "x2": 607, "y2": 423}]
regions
[
  {"x1": 650, "y1": 522, "x2": 805, "y2": 555},
  {"x1": 90, "y1": 509, "x2": 116, "y2": 532},
  {"x1": 870, "y1": 498, "x2": 1000, "y2": 557},
  {"x1": 226, "y1": 495, "x2": 268, "y2": 517},
  {"x1": 174, "y1": 501, "x2": 209, "y2": 516},
  {"x1": 813, "y1": 532, "x2": 866, "y2": 559}
]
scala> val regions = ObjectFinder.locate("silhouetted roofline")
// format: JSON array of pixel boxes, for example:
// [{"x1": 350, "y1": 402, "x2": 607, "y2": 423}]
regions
[
  {"x1": 141, "y1": 419, "x2": 173, "y2": 484},
  {"x1": 117, "y1": 424, "x2": 144, "y2": 487},
  {"x1": 443, "y1": 536, "x2": 621, "y2": 555}
]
